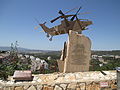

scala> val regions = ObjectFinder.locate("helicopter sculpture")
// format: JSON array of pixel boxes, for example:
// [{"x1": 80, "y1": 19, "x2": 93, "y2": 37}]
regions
[{"x1": 36, "y1": 7, "x2": 92, "y2": 41}]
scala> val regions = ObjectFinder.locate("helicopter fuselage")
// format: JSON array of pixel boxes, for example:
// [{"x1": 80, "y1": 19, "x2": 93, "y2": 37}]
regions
[{"x1": 39, "y1": 19, "x2": 92, "y2": 36}]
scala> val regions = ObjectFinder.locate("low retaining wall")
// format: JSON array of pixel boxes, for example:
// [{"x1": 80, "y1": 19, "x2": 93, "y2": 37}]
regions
[{"x1": 0, "y1": 71, "x2": 117, "y2": 90}]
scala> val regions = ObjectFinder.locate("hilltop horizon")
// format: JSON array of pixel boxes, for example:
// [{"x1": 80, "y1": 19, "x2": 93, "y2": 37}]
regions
[{"x1": 0, "y1": 46, "x2": 120, "y2": 51}]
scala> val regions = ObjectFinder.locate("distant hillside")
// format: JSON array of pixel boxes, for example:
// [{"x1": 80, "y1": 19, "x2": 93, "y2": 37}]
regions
[
  {"x1": 0, "y1": 46, "x2": 11, "y2": 51},
  {"x1": 92, "y1": 50, "x2": 120, "y2": 55},
  {"x1": 1, "y1": 46, "x2": 120, "y2": 55},
  {"x1": 44, "y1": 50, "x2": 120, "y2": 56},
  {"x1": 0, "y1": 46, "x2": 52, "y2": 53}
]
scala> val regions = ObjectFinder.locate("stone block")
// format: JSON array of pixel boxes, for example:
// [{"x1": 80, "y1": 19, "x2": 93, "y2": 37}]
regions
[
  {"x1": 23, "y1": 85, "x2": 30, "y2": 90},
  {"x1": 67, "y1": 83, "x2": 77, "y2": 89},
  {"x1": 14, "y1": 86, "x2": 24, "y2": 90},
  {"x1": 54, "y1": 85, "x2": 62, "y2": 90},
  {"x1": 27, "y1": 85, "x2": 36, "y2": 90},
  {"x1": 60, "y1": 84, "x2": 67, "y2": 90},
  {"x1": 0, "y1": 87, "x2": 3, "y2": 90},
  {"x1": 43, "y1": 86, "x2": 54, "y2": 90},
  {"x1": 63, "y1": 30, "x2": 91, "y2": 73},
  {"x1": 36, "y1": 85, "x2": 42, "y2": 90}
]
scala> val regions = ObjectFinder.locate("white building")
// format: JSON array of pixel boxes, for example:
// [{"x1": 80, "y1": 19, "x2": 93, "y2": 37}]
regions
[
  {"x1": 25, "y1": 55, "x2": 29, "y2": 58},
  {"x1": 17, "y1": 54, "x2": 23, "y2": 58},
  {"x1": 92, "y1": 55, "x2": 98, "y2": 59},
  {"x1": 31, "y1": 57, "x2": 49, "y2": 71},
  {"x1": 115, "y1": 55, "x2": 120, "y2": 59},
  {"x1": 36, "y1": 57, "x2": 41, "y2": 61},
  {"x1": 99, "y1": 64, "x2": 103, "y2": 67},
  {"x1": 41, "y1": 60, "x2": 48, "y2": 69},
  {"x1": 47, "y1": 56, "x2": 51, "y2": 60},
  {"x1": 30, "y1": 55, "x2": 35, "y2": 60}
]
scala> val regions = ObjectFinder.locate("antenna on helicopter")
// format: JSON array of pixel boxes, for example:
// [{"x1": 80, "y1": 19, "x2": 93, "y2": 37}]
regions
[{"x1": 64, "y1": 7, "x2": 79, "y2": 14}]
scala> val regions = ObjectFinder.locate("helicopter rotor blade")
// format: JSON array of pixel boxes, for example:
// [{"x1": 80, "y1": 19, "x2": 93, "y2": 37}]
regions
[
  {"x1": 59, "y1": 10, "x2": 65, "y2": 16},
  {"x1": 65, "y1": 7, "x2": 79, "y2": 14},
  {"x1": 71, "y1": 12, "x2": 90, "y2": 21},
  {"x1": 50, "y1": 16, "x2": 61, "y2": 23},
  {"x1": 51, "y1": 14, "x2": 74, "y2": 23},
  {"x1": 70, "y1": 7, "x2": 82, "y2": 21},
  {"x1": 76, "y1": 7, "x2": 82, "y2": 14},
  {"x1": 79, "y1": 19, "x2": 89, "y2": 20},
  {"x1": 77, "y1": 12, "x2": 90, "y2": 15},
  {"x1": 60, "y1": 15, "x2": 74, "y2": 19},
  {"x1": 70, "y1": 15, "x2": 76, "y2": 21}
]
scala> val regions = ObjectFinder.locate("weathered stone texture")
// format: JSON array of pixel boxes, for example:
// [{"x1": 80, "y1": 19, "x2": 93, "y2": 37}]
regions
[
  {"x1": 0, "y1": 71, "x2": 117, "y2": 90},
  {"x1": 38, "y1": 74, "x2": 58, "y2": 84},
  {"x1": 14, "y1": 86, "x2": 24, "y2": 90},
  {"x1": 23, "y1": 85, "x2": 30, "y2": 89},
  {"x1": 78, "y1": 83, "x2": 86, "y2": 90},
  {"x1": 59, "y1": 84, "x2": 67, "y2": 90},
  {"x1": 27, "y1": 85, "x2": 36, "y2": 90},
  {"x1": 57, "y1": 60, "x2": 64, "y2": 73},
  {"x1": 61, "y1": 30, "x2": 91, "y2": 73},
  {"x1": 43, "y1": 86, "x2": 54, "y2": 90},
  {"x1": 0, "y1": 87, "x2": 3, "y2": 90},
  {"x1": 54, "y1": 85, "x2": 62, "y2": 90},
  {"x1": 67, "y1": 83, "x2": 77, "y2": 89},
  {"x1": 36, "y1": 85, "x2": 42, "y2": 90},
  {"x1": 3, "y1": 87, "x2": 10, "y2": 90}
]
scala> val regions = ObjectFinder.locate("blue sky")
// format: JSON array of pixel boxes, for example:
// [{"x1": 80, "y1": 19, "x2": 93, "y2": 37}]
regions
[{"x1": 0, "y1": 0, "x2": 120, "y2": 50}]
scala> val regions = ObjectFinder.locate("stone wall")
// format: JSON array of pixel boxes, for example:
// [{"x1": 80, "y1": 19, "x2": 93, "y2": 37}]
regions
[{"x1": 0, "y1": 71, "x2": 117, "y2": 90}]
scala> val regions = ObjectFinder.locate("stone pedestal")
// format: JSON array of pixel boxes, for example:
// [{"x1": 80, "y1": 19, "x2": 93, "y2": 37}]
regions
[{"x1": 58, "y1": 30, "x2": 91, "y2": 73}]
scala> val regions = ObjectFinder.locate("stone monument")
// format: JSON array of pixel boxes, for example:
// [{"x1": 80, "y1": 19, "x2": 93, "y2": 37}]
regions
[
  {"x1": 38, "y1": 7, "x2": 92, "y2": 73},
  {"x1": 58, "y1": 30, "x2": 91, "y2": 73}
]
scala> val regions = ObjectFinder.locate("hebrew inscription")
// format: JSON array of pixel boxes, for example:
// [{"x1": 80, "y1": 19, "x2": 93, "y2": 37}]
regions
[
  {"x1": 63, "y1": 30, "x2": 91, "y2": 73},
  {"x1": 70, "y1": 44, "x2": 87, "y2": 65}
]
